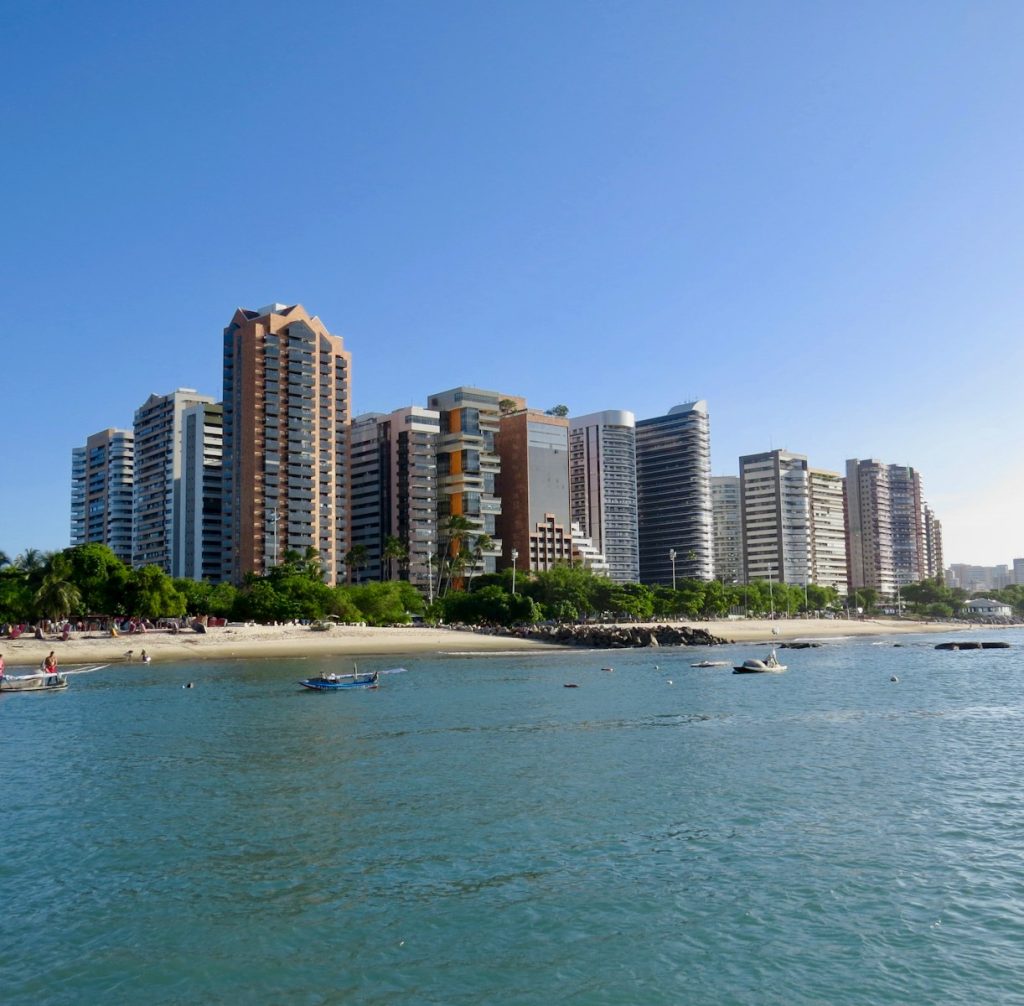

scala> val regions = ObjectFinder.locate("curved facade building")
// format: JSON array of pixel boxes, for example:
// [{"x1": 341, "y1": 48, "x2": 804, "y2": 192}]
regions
[{"x1": 636, "y1": 401, "x2": 713, "y2": 584}]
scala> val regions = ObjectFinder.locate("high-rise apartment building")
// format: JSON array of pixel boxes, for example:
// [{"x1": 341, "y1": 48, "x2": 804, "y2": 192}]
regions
[
  {"x1": 737, "y1": 451, "x2": 848, "y2": 593},
  {"x1": 133, "y1": 388, "x2": 215, "y2": 574},
  {"x1": 70, "y1": 428, "x2": 135, "y2": 563},
  {"x1": 846, "y1": 459, "x2": 895, "y2": 597},
  {"x1": 347, "y1": 407, "x2": 439, "y2": 591},
  {"x1": 180, "y1": 401, "x2": 224, "y2": 582},
  {"x1": 846, "y1": 459, "x2": 933, "y2": 598},
  {"x1": 710, "y1": 475, "x2": 741, "y2": 583},
  {"x1": 738, "y1": 451, "x2": 810, "y2": 585},
  {"x1": 923, "y1": 505, "x2": 944, "y2": 582},
  {"x1": 348, "y1": 414, "x2": 386, "y2": 583},
  {"x1": 888, "y1": 465, "x2": 925, "y2": 587},
  {"x1": 635, "y1": 401, "x2": 713, "y2": 584},
  {"x1": 569, "y1": 410, "x2": 639, "y2": 583},
  {"x1": 222, "y1": 304, "x2": 351, "y2": 585},
  {"x1": 427, "y1": 387, "x2": 518, "y2": 577},
  {"x1": 808, "y1": 467, "x2": 848, "y2": 594},
  {"x1": 495, "y1": 409, "x2": 575, "y2": 572}
]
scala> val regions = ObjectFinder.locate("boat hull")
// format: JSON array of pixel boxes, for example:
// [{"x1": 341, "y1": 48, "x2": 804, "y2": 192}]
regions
[
  {"x1": 0, "y1": 674, "x2": 69, "y2": 692},
  {"x1": 299, "y1": 676, "x2": 378, "y2": 691},
  {"x1": 732, "y1": 663, "x2": 787, "y2": 674}
]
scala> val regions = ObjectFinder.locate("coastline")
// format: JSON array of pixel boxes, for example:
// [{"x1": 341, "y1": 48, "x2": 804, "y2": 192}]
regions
[{"x1": 0, "y1": 617, "x2": 985, "y2": 669}]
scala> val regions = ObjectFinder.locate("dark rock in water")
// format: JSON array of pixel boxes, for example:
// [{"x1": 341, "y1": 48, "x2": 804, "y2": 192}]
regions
[
  {"x1": 981, "y1": 641, "x2": 1011, "y2": 649},
  {"x1": 490, "y1": 623, "x2": 730, "y2": 649},
  {"x1": 935, "y1": 641, "x2": 991, "y2": 650},
  {"x1": 780, "y1": 642, "x2": 820, "y2": 649}
]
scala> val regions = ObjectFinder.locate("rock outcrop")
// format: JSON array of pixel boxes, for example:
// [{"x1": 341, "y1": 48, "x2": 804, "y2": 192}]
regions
[{"x1": 494, "y1": 623, "x2": 730, "y2": 648}]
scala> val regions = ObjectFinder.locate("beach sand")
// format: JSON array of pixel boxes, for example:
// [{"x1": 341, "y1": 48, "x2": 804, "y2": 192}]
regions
[{"x1": 0, "y1": 616, "x2": 974, "y2": 670}]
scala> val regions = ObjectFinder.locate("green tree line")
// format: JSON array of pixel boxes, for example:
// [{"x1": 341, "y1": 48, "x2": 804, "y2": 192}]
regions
[
  {"x1": 8, "y1": 542, "x2": 1011, "y2": 631},
  {"x1": 0, "y1": 544, "x2": 425, "y2": 628}
]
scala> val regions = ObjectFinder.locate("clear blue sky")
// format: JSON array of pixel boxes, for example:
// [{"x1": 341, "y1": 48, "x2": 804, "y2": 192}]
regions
[{"x1": 3, "y1": 1, "x2": 1022, "y2": 565}]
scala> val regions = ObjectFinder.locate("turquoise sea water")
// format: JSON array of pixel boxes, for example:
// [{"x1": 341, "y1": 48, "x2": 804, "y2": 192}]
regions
[{"x1": 4, "y1": 632, "x2": 1024, "y2": 1004}]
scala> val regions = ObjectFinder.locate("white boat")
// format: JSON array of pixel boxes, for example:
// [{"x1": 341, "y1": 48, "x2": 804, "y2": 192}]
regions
[
  {"x1": 691, "y1": 660, "x2": 730, "y2": 668},
  {"x1": 0, "y1": 673, "x2": 68, "y2": 692},
  {"x1": 733, "y1": 648, "x2": 787, "y2": 674}
]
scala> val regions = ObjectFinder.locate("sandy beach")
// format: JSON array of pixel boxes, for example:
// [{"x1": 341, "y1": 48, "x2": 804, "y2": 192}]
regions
[{"x1": 0, "y1": 616, "x2": 979, "y2": 670}]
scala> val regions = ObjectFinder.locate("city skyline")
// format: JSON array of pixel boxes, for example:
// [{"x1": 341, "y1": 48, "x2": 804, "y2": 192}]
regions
[{"x1": 4, "y1": 3, "x2": 1024, "y2": 565}]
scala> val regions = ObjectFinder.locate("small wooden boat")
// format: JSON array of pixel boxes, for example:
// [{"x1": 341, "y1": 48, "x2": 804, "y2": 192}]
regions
[
  {"x1": 299, "y1": 670, "x2": 379, "y2": 691},
  {"x1": 0, "y1": 673, "x2": 69, "y2": 693},
  {"x1": 733, "y1": 649, "x2": 787, "y2": 674}
]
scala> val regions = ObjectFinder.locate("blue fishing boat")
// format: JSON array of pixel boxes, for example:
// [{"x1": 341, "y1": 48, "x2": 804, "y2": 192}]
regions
[{"x1": 299, "y1": 670, "x2": 379, "y2": 691}]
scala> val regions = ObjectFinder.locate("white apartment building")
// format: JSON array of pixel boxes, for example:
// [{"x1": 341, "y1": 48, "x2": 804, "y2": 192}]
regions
[
  {"x1": 569, "y1": 410, "x2": 639, "y2": 583},
  {"x1": 70, "y1": 428, "x2": 135, "y2": 564},
  {"x1": 738, "y1": 451, "x2": 847, "y2": 593},
  {"x1": 133, "y1": 388, "x2": 216, "y2": 575},
  {"x1": 180, "y1": 401, "x2": 223, "y2": 582}
]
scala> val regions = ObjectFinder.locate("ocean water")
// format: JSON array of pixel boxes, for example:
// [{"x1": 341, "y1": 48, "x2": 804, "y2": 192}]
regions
[{"x1": 4, "y1": 632, "x2": 1024, "y2": 1004}]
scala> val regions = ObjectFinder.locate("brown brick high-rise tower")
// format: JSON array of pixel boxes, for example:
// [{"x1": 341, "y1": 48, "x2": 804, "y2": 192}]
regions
[{"x1": 222, "y1": 303, "x2": 351, "y2": 585}]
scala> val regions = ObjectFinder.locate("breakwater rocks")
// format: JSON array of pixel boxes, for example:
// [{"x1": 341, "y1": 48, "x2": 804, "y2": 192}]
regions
[
  {"x1": 494, "y1": 624, "x2": 730, "y2": 648},
  {"x1": 935, "y1": 641, "x2": 1011, "y2": 650}
]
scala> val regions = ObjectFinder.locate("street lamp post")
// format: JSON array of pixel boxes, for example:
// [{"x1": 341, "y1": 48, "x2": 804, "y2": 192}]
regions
[
  {"x1": 511, "y1": 548, "x2": 519, "y2": 594},
  {"x1": 669, "y1": 548, "x2": 677, "y2": 591},
  {"x1": 267, "y1": 510, "x2": 279, "y2": 570},
  {"x1": 426, "y1": 542, "x2": 434, "y2": 605}
]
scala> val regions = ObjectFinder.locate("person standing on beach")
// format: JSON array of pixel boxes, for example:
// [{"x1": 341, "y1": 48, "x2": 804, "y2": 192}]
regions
[{"x1": 0, "y1": 653, "x2": 5, "y2": 680}]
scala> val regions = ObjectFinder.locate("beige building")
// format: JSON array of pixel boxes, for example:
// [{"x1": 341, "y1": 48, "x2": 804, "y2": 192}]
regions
[
  {"x1": 846, "y1": 459, "x2": 931, "y2": 598},
  {"x1": 222, "y1": 303, "x2": 352, "y2": 585},
  {"x1": 711, "y1": 475, "x2": 741, "y2": 583},
  {"x1": 808, "y1": 468, "x2": 848, "y2": 594},
  {"x1": 739, "y1": 451, "x2": 847, "y2": 594}
]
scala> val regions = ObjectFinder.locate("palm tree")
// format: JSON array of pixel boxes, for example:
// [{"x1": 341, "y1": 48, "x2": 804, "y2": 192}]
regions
[
  {"x1": 344, "y1": 545, "x2": 369, "y2": 584},
  {"x1": 382, "y1": 536, "x2": 408, "y2": 582},
  {"x1": 0, "y1": 550, "x2": 11, "y2": 569},
  {"x1": 34, "y1": 554, "x2": 81, "y2": 622},
  {"x1": 16, "y1": 548, "x2": 44, "y2": 573},
  {"x1": 465, "y1": 533, "x2": 495, "y2": 589},
  {"x1": 444, "y1": 548, "x2": 472, "y2": 597},
  {"x1": 441, "y1": 515, "x2": 475, "y2": 594}
]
